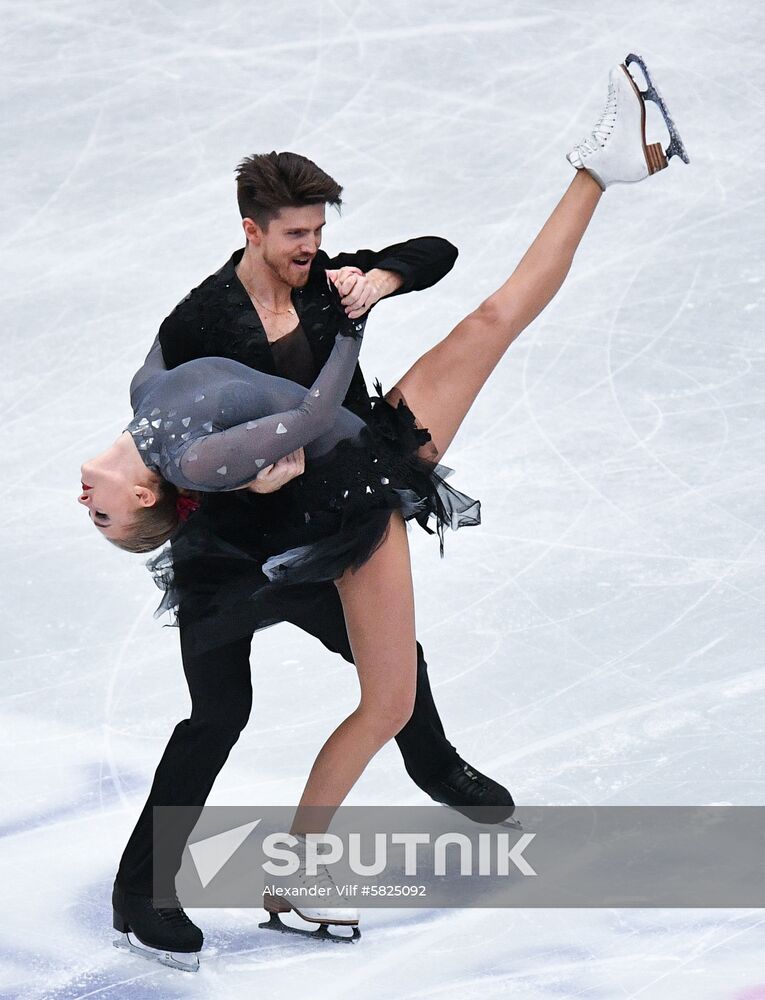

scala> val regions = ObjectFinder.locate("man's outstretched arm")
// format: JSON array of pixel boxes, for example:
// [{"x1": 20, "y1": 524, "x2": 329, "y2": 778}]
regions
[
  {"x1": 325, "y1": 235, "x2": 458, "y2": 319},
  {"x1": 326, "y1": 235, "x2": 458, "y2": 295}
]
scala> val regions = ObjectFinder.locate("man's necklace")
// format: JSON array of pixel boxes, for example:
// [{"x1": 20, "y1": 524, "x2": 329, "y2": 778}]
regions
[{"x1": 238, "y1": 273, "x2": 296, "y2": 316}]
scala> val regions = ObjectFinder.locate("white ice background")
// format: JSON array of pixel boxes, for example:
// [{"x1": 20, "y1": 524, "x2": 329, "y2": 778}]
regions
[{"x1": 2, "y1": 1, "x2": 765, "y2": 997}]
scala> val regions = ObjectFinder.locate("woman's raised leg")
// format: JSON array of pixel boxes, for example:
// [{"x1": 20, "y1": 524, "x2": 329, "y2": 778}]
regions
[
  {"x1": 388, "y1": 170, "x2": 602, "y2": 461},
  {"x1": 291, "y1": 512, "x2": 418, "y2": 833}
]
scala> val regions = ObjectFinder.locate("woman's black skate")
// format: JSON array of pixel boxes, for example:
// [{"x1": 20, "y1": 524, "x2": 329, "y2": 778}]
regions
[{"x1": 111, "y1": 880, "x2": 203, "y2": 973}]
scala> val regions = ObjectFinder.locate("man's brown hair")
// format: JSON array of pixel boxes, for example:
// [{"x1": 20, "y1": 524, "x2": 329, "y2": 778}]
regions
[{"x1": 235, "y1": 151, "x2": 343, "y2": 229}]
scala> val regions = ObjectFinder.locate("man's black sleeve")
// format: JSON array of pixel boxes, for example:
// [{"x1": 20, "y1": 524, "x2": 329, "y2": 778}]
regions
[{"x1": 326, "y1": 237, "x2": 458, "y2": 296}]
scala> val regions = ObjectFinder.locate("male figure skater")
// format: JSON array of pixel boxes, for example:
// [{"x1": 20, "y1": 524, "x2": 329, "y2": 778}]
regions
[{"x1": 112, "y1": 150, "x2": 514, "y2": 970}]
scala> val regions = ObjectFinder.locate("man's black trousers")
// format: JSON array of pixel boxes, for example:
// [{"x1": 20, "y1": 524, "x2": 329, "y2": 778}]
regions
[{"x1": 116, "y1": 580, "x2": 458, "y2": 894}]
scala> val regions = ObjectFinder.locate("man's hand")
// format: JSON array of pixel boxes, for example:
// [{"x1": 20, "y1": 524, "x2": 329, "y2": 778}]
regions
[
  {"x1": 326, "y1": 266, "x2": 403, "y2": 319},
  {"x1": 243, "y1": 448, "x2": 305, "y2": 494}
]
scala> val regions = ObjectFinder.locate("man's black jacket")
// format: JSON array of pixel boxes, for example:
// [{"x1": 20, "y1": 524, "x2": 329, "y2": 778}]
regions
[
  {"x1": 156, "y1": 237, "x2": 458, "y2": 420},
  {"x1": 143, "y1": 236, "x2": 457, "y2": 584}
]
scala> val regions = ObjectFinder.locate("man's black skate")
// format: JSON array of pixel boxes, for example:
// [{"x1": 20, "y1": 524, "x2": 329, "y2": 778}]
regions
[
  {"x1": 423, "y1": 759, "x2": 520, "y2": 828},
  {"x1": 112, "y1": 880, "x2": 203, "y2": 973}
]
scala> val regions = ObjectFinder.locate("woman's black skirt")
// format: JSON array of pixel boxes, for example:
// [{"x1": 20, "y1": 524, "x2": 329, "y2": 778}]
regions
[{"x1": 148, "y1": 380, "x2": 481, "y2": 652}]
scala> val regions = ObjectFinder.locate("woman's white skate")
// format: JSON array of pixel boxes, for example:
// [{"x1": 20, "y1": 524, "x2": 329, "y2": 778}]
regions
[
  {"x1": 567, "y1": 53, "x2": 690, "y2": 190},
  {"x1": 259, "y1": 845, "x2": 361, "y2": 943}
]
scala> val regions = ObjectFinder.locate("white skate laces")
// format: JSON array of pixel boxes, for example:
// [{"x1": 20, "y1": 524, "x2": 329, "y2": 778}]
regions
[
  {"x1": 292, "y1": 843, "x2": 341, "y2": 897},
  {"x1": 287, "y1": 833, "x2": 354, "y2": 910},
  {"x1": 566, "y1": 53, "x2": 689, "y2": 190},
  {"x1": 567, "y1": 76, "x2": 618, "y2": 169}
]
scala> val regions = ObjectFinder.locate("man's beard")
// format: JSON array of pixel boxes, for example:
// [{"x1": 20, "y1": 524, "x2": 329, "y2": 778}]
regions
[{"x1": 263, "y1": 248, "x2": 310, "y2": 288}]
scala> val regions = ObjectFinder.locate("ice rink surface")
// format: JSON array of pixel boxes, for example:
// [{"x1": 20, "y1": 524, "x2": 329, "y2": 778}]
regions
[{"x1": 3, "y1": 0, "x2": 765, "y2": 996}]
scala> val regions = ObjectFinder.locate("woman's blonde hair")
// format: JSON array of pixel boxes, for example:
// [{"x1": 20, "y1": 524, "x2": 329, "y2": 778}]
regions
[{"x1": 109, "y1": 479, "x2": 180, "y2": 554}]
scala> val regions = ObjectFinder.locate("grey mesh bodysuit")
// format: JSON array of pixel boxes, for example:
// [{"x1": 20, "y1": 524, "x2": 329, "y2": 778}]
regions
[
  {"x1": 129, "y1": 285, "x2": 481, "y2": 619},
  {"x1": 126, "y1": 317, "x2": 366, "y2": 492}
]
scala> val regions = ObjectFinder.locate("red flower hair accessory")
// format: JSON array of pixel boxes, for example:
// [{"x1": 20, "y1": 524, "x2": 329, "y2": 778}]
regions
[{"x1": 176, "y1": 494, "x2": 200, "y2": 522}]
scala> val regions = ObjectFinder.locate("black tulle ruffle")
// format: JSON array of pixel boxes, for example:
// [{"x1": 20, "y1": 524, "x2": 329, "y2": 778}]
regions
[{"x1": 147, "y1": 381, "x2": 480, "y2": 650}]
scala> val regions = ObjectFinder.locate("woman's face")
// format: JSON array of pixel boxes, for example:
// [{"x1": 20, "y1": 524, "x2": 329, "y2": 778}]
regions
[{"x1": 79, "y1": 458, "x2": 145, "y2": 540}]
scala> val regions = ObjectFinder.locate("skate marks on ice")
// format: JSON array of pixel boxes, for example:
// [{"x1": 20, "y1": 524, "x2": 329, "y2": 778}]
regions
[
  {"x1": 0, "y1": 760, "x2": 148, "y2": 843},
  {"x1": 26, "y1": 907, "x2": 440, "y2": 999},
  {"x1": 5, "y1": 0, "x2": 765, "y2": 995},
  {"x1": 15, "y1": 909, "x2": 765, "y2": 1000},
  {"x1": 441, "y1": 199, "x2": 765, "y2": 794}
]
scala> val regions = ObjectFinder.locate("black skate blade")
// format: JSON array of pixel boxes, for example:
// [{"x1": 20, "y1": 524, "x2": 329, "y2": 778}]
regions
[
  {"x1": 625, "y1": 53, "x2": 690, "y2": 164},
  {"x1": 258, "y1": 911, "x2": 361, "y2": 943},
  {"x1": 113, "y1": 932, "x2": 200, "y2": 972}
]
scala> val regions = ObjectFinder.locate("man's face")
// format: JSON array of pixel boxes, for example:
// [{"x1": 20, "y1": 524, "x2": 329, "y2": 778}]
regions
[{"x1": 256, "y1": 204, "x2": 326, "y2": 287}]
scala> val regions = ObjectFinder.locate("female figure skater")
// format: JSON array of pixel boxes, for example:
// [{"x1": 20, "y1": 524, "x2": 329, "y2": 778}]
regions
[{"x1": 81, "y1": 55, "x2": 687, "y2": 937}]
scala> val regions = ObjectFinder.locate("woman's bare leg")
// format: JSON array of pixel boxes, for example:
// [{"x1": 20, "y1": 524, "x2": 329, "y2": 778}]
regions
[
  {"x1": 288, "y1": 172, "x2": 603, "y2": 833},
  {"x1": 291, "y1": 513, "x2": 418, "y2": 834},
  {"x1": 389, "y1": 170, "x2": 602, "y2": 460}
]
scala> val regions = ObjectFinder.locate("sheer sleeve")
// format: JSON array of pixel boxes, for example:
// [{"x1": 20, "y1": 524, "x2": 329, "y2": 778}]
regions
[
  {"x1": 174, "y1": 321, "x2": 364, "y2": 491},
  {"x1": 130, "y1": 335, "x2": 167, "y2": 410}
]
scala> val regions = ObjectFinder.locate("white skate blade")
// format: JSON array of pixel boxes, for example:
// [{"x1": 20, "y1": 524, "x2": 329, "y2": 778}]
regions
[{"x1": 113, "y1": 931, "x2": 200, "y2": 973}]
